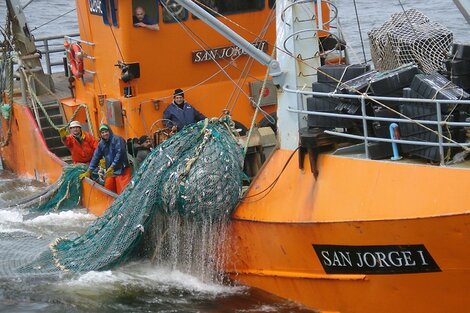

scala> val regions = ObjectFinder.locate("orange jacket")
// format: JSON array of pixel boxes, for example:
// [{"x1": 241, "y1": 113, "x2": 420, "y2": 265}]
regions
[{"x1": 64, "y1": 131, "x2": 98, "y2": 164}]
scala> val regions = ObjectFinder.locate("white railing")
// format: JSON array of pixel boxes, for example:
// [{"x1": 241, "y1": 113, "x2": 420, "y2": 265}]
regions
[{"x1": 285, "y1": 86, "x2": 470, "y2": 165}]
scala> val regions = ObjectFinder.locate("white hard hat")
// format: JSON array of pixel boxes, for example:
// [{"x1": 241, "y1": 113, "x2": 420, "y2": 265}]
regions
[{"x1": 69, "y1": 121, "x2": 81, "y2": 128}]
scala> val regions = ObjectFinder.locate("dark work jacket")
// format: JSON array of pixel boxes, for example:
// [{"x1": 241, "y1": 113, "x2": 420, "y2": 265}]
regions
[
  {"x1": 163, "y1": 101, "x2": 206, "y2": 131},
  {"x1": 133, "y1": 15, "x2": 156, "y2": 25},
  {"x1": 88, "y1": 125, "x2": 129, "y2": 175},
  {"x1": 136, "y1": 148, "x2": 151, "y2": 166}
]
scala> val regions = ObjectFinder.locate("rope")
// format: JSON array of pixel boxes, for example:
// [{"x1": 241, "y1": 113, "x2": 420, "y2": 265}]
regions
[
  {"x1": 0, "y1": 24, "x2": 14, "y2": 147},
  {"x1": 243, "y1": 46, "x2": 277, "y2": 156},
  {"x1": 352, "y1": 0, "x2": 367, "y2": 63},
  {"x1": 18, "y1": 63, "x2": 96, "y2": 137},
  {"x1": 160, "y1": 1, "x2": 274, "y2": 120},
  {"x1": 336, "y1": 74, "x2": 470, "y2": 153},
  {"x1": 241, "y1": 147, "x2": 299, "y2": 203},
  {"x1": 225, "y1": 4, "x2": 276, "y2": 114},
  {"x1": 30, "y1": 8, "x2": 76, "y2": 32},
  {"x1": 0, "y1": 54, "x2": 13, "y2": 147}
]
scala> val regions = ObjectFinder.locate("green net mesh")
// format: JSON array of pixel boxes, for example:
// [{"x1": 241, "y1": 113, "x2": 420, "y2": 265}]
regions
[
  {"x1": 24, "y1": 164, "x2": 87, "y2": 214},
  {"x1": 18, "y1": 119, "x2": 244, "y2": 274}
]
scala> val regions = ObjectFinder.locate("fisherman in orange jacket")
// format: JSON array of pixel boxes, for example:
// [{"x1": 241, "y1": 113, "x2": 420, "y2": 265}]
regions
[{"x1": 59, "y1": 120, "x2": 98, "y2": 164}]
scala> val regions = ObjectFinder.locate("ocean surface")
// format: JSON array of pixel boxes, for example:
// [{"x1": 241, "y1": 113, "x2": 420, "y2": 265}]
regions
[{"x1": 0, "y1": 0, "x2": 470, "y2": 312}]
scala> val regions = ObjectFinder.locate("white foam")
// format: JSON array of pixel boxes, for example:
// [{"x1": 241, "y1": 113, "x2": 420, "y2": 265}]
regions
[
  {"x1": 0, "y1": 209, "x2": 23, "y2": 224},
  {"x1": 0, "y1": 208, "x2": 25, "y2": 233},
  {"x1": 0, "y1": 208, "x2": 95, "y2": 235},
  {"x1": 25, "y1": 210, "x2": 96, "y2": 229},
  {"x1": 63, "y1": 263, "x2": 244, "y2": 296},
  {"x1": 122, "y1": 263, "x2": 244, "y2": 295},
  {"x1": 69, "y1": 270, "x2": 123, "y2": 286}
]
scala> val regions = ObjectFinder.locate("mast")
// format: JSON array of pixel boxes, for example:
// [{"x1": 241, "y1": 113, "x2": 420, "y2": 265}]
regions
[
  {"x1": 174, "y1": 0, "x2": 322, "y2": 150},
  {"x1": 275, "y1": 0, "x2": 321, "y2": 149},
  {"x1": 5, "y1": 0, "x2": 54, "y2": 95}
]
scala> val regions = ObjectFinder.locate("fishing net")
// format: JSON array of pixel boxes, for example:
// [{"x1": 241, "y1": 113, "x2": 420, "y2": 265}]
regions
[
  {"x1": 22, "y1": 164, "x2": 87, "y2": 214},
  {"x1": 18, "y1": 118, "x2": 244, "y2": 274},
  {"x1": 368, "y1": 9, "x2": 453, "y2": 74}
]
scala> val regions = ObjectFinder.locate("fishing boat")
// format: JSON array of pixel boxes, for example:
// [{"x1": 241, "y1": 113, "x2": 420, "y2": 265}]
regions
[{"x1": 2, "y1": 0, "x2": 470, "y2": 312}]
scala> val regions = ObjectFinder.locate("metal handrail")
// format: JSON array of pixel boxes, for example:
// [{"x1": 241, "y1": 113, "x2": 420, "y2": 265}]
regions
[
  {"x1": 33, "y1": 33, "x2": 80, "y2": 74},
  {"x1": 284, "y1": 86, "x2": 470, "y2": 164}
]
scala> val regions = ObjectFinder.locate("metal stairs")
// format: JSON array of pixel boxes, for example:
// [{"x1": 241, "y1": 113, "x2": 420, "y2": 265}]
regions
[{"x1": 35, "y1": 100, "x2": 72, "y2": 164}]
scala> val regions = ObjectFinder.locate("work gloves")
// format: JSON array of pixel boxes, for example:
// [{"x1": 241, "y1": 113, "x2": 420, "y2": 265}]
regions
[
  {"x1": 58, "y1": 127, "x2": 67, "y2": 139},
  {"x1": 105, "y1": 165, "x2": 114, "y2": 178},
  {"x1": 79, "y1": 165, "x2": 114, "y2": 181},
  {"x1": 79, "y1": 169, "x2": 91, "y2": 180}
]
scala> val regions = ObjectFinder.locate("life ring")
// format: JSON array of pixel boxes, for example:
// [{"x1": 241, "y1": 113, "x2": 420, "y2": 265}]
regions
[{"x1": 65, "y1": 42, "x2": 84, "y2": 79}]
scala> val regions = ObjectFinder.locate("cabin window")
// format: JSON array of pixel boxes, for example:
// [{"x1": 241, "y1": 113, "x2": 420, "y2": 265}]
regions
[
  {"x1": 269, "y1": 0, "x2": 275, "y2": 9},
  {"x1": 192, "y1": 0, "x2": 265, "y2": 16},
  {"x1": 98, "y1": 0, "x2": 119, "y2": 27},
  {"x1": 132, "y1": 0, "x2": 159, "y2": 26},
  {"x1": 161, "y1": 0, "x2": 189, "y2": 23}
]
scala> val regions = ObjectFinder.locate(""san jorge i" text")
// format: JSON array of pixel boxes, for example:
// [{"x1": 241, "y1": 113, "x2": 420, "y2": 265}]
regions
[{"x1": 313, "y1": 244, "x2": 440, "y2": 274}]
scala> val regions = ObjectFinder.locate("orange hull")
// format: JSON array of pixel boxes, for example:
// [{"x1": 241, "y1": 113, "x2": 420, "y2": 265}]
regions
[
  {"x1": 1, "y1": 102, "x2": 115, "y2": 216},
  {"x1": 225, "y1": 150, "x2": 470, "y2": 312},
  {"x1": 1, "y1": 103, "x2": 64, "y2": 183},
  {"x1": 3, "y1": 1, "x2": 469, "y2": 312},
  {"x1": 4, "y1": 103, "x2": 470, "y2": 312},
  {"x1": 227, "y1": 216, "x2": 470, "y2": 312}
]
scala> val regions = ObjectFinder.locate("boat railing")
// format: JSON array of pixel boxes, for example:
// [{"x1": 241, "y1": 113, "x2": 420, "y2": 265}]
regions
[
  {"x1": 34, "y1": 33, "x2": 80, "y2": 74},
  {"x1": 284, "y1": 86, "x2": 470, "y2": 165}
]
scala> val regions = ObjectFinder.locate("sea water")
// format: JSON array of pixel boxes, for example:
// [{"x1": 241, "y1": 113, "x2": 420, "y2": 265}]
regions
[
  {"x1": 0, "y1": 170, "x2": 313, "y2": 312},
  {"x1": 1, "y1": 0, "x2": 470, "y2": 312}
]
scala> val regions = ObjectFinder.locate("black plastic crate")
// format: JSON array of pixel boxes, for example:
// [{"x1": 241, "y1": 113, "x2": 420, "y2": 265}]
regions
[
  {"x1": 399, "y1": 102, "x2": 454, "y2": 162},
  {"x1": 317, "y1": 64, "x2": 370, "y2": 84},
  {"x1": 306, "y1": 97, "x2": 354, "y2": 128},
  {"x1": 339, "y1": 70, "x2": 378, "y2": 94},
  {"x1": 410, "y1": 73, "x2": 470, "y2": 112},
  {"x1": 368, "y1": 142, "x2": 394, "y2": 160},
  {"x1": 312, "y1": 82, "x2": 339, "y2": 93},
  {"x1": 451, "y1": 75, "x2": 470, "y2": 91},
  {"x1": 369, "y1": 64, "x2": 419, "y2": 96},
  {"x1": 444, "y1": 58, "x2": 470, "y2": 75},
  {"x1": 451, "y1": 43, "x2": 470, "y2": 60},
  {"x1": 372, "y1": 106, "x2": 401, "y2": 138}
]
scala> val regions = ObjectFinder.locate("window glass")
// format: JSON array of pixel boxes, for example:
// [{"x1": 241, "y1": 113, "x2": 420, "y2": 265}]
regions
[
  {"x1": 132, "y1": 0, "x2": 159, "y2": 26},
  {"x1": 97, "y1": 0, "x2": 118, "y2": 26},
  {"x1": 161, "y1": 0, "x2": 188, "y2": 23},
  {"x1": 269, "y1": 0, "x2": 275, "y2": 9},
  {"x1": 193, "y1": 0, "x2": 264, "y2": 16}
]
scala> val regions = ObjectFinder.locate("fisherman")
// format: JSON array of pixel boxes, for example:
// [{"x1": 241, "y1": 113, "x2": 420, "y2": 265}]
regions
[
  {"x1": 59, "y1": 120, "x2": 98, "y2": 164},
  {"x1": 133, "y1": 6, "x2": 159, "y2": 31},
  {"x1": 163, "y1": 88, "x2": 206, "y2": 132},
  {"x1": 135, "y1": 135, "x2": 153, "y2": 167},
  {"x1": 79, "y1": 124, "x2": 131, "y2": 194}
]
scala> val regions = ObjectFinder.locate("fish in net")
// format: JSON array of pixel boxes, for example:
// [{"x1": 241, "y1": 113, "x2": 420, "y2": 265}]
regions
[{"x1": 16, "y1": 118, "x2": 244, "y2": 274}]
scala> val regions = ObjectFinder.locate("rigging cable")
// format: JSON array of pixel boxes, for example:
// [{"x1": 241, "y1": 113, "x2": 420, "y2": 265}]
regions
[
  {"x1": 241, "y1": 147, "x2": 300, "y2": 203},
  {"x1": 0, "y1": 24, "x2": 15, "y2": 147},
  {"x1": 270, "y1": 1, "x2": 470, "y2": 154},
  {"x1": 352, "y1": 0, "x2": 367, "y2": 64},
  {"x1": 160, "y1": 1, "x2": 261, "y2": 113},
  {"x1": 30, "y1": 8, "x2": 76, "y2": 32},
  {"x1": 193, "y1": 0, "x2": 276, "y2": 117},
  {"x1": 107, "y1": 25, "x2": 125, "y2": 63},
  {"x1": 226, "y1": 3, "x2": 276, "y2": 115}
]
